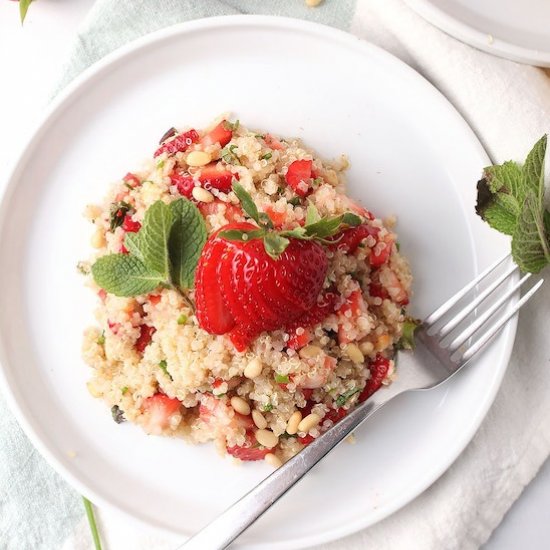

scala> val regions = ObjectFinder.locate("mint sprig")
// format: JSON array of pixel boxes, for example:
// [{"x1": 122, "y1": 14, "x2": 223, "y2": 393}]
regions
[
  {"x1": 91, "y1": 198, "x2": 206, "y2": 297},
  {"x1": 220, "y1": 183, "x2": 362, "y2": 259},
  {"x1": 476, "y1": 135, "x2": 549, "y2": 273}
]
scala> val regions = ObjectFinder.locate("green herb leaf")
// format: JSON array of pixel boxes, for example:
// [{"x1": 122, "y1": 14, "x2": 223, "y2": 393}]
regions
[
  {"x1": 109, "y1": 201, "x2": 132, "y2": 232},
  {"x1": 274, "y1": 373, "x2": 289, "y2": 384},
  {"x1": 262, "y1": 403, "x2": 274, "y2": 412},
  {"x1": 261, "y1": 152, "x2": 272, "y2": 160},
  {"x1": 335, "y1": 388, "x2": 359, "y2": 407},
  {"x1": 232, "y1": 182, "x2": 260, "y2": 224},
  {"x1": 219, "y1": 228, "x2": 265, "y2": 242},
  {"x1": 140, "y1": 200, "x2": 173, "y2": 279},
  {"x1": 121, "y1": 386, "x2": 128, "y2": 395},
  {"x1": 397, "y1": 318, "x2": 420, "y2": 350},
  {"x1": 169, "y1": 198, "x2": 207, "y2": 289},
  {"x1": 305, "y1": 203, "x2": 321, "y2": 225},
  {"x1": 92, "y1": 254, "x2": 164, "y2": 297},
  {"x1": 124, "y1": 232, "x2": 145, "y2": 261},
  {"x1": 263, "y1": 233, "x2": 290, "y2": 259},
  {"x1": 221, "y1": 144, "x2": 241, "y2": 165},
  {"x1": 158, "y1": 360, "x2": 173, "y2": 380},
  {"x1": 288, "y1": 197, "x2": 302, "y2": 206},
  {"x1": 19, "y1": 0, "x2": 34, "y2": 23},
  {"x1": 96, "y1": 331, "x2": 105, "y2": 346},
  {"x1": 82, "y1": 497, "x2": 103, "y2": 550},
  {"x1": 341, "y1": 212, "x2": 362, "y2": 227}
]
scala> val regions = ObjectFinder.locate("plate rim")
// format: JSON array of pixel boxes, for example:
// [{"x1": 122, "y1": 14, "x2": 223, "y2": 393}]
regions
[
  {"x1": 0, "y1": 14, "x2": 517, "y2": 548},
  {"x1": 404, "y1": 0, "x2": 550, "y2": 67}
]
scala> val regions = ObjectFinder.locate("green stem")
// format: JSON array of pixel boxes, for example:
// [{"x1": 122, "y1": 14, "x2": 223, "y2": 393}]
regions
[{"x1": 82, "y1": 497, "x2": 103, "y2": 550}]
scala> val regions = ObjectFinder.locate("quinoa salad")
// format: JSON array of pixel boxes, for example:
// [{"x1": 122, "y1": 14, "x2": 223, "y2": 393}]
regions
[{"x1": 80, "y1": 117, "x2": 415, "y2": 467}]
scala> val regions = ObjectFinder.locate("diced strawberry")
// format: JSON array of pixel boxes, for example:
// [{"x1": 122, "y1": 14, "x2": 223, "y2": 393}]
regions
[
  {"x1": 223, "y1": 203, "x2": 243, "y2": 224},
  {"x1": 299, "y1": 355, "x2": 337, "y2": 389},
  {"x1": 227, "y1": 432, "x2": 271, "y2": 461},
  {"x1": 148, "y1": 294, "x2": 161, "y2": 306},
  {"x1": 114, "y1": 191, "x2": 128, "y2": 202},
  {"x1": 135, "y1": 325, "x2": 156, "y2": 353},
  {"x1": 287, "y1": 328, "x2": 312, "y2": 350},
  {"x1": 98, "y1": 289, "x2": 107, "y2": 302},
  {"x1": 200, "y1": 121, "x2": 233, "y2": 147},
  {"x1": 154, "y1": 129, "x2": 199, "y2": 157},
  {"x1": 120, "y1": 243, "x2": 129, "y2": 254},
  {"x1": 325, "y1": 407, "x2": 347, "y2": 423},
  {"x1": 123, "y1": 172, "x2": 141, "y2": 187},
  {"x1": 197, "y1": 201, "x2": 221, "y2": 218},
  {"x1": 337, "y1": 289, "x2": 367, "y2": 344},
  {"x1": 170, "y1": 170, "x2": 195, "y2": 198},
  {"x1": 107, "y1": 320, "x2": 120, "y2": 334},
  {"x1": 285, "y1": 159, "x2": 312, "y2": 197},
  {"x1": 368, "y1": 282, "x2": 390, "y2": 300},
  {"x1": 198, "y1": 163, "x2": 237, "y2": 193},
  {"x1": 298, "y1": 434, "x2": 315, "y2": 446},
  {"x1": 263, "y1": 134, "x2": 284, "y2": 150},
  {"x1": 142, "y1": 393, "x2": 182, "y2": 434},
  {"x1": 379, "y1": 267, "x2": 409, "y2": 305},
  {"x1": 212, "y1": 378, "x2": 224, "y2": 389},
  {"x1": 370, "y1": 233, "x2": 394, "y2": 267},
  {"x1": 264, "y1": 205, "x2": 286, "y2": 228},
  {"x1": 301, "y1": 388, "x2": 314, "y2": 401},
  {"x1": 122, "y1": 215, "x2": 141, "y2": 233},
  {"x1": 359, "y1": 355, "x2": 390, "y2": 402},
  {"x1": 234, "y1": 412, "x2": 255, "y2": 431},
  {"x1": 328, "y1": 224, "x2": 375, "y2": 254}
]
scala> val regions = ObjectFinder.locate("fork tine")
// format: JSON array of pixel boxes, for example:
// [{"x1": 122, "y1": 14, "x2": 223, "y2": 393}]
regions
[
  {"x1": 457, "y1": 278, "x2": 544, "y2": 364},
  {"x1": 447, "y1": 272, "x2": 531, "y2": 353},
  {"x1": 424, "y1": 254, "x2": 511, "y2": 328},
  {"x1": 434, "y1": 262, "x2": 518, "y2": 339}
]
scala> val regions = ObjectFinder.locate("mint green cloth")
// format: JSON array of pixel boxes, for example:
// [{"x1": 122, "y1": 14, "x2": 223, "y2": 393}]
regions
[{"x1": 1, "y1": 2, "x2": 357, "y2": 549}]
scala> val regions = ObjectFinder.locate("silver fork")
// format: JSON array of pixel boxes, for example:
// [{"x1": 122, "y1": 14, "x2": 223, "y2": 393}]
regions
[{"x1": 181, "y1": 255, "x2": 543, "y2": 550}]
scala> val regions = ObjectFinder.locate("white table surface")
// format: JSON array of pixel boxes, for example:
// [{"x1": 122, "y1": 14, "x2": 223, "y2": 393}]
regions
[{"x1": 0, "y1": 1, "x2": 548, "y2": 548}]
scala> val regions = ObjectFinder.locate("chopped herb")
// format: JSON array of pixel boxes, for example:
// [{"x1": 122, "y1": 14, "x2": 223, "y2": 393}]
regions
[
  {"x1": 274, "y1": 373, "x2": 289, "y2": 384},
  {"x1": 221, "y1": 144, "x2": 241, "y2": 165},
  {"x1": 255, "y1": 134, "x2": 265, "y2": 139},
  {"x1": 156, "y1": 159, "x2": 165, "y2": 170},
  {"x1": 312, "y1": 177, "x2": 323, "y2": 186},
  {"x1": 177, "y1": 314, "x2": 188, "y2": 325},
  {"x1": 109, "y1": 201, "x2": 132, "y2": 232},
  {"x1": 396, "y1": 242, "x2": 401, "y2": 252},
  {"x1": 121, "y1": 386, "x2": 128, "y2": 395},
  {"x1": 262, "y1": 403, "x2": 274, "y2": 412},
  {"x1": 225, "y1": 120, "x2": 240, "y2": 131},
  {"x1": 335, "y1": 388, "x2": 360, "y2": 407},
  {"x1": 260, "y1": 153, "x2": 273, "y2": 161},
  {"x1": 397, "y1": 318, "x2": 420, "y2": 350},
  {"x1": 96, "y1": 331, "x2": 105, "y2": 346},
  {"x1": 111, "y1": 405, "x2": 126, "y2": 424},
  {"x1": 123, "y1": 182, "x2": 134, "y2": 191},
  {"x1": 288, "y1": 197, "x2": 301, "y2": 206},
  {"x1": 280, "y1": 432, "x2": 296, "y2": 439},
  {"x1": 158, "y1": 360, "x2": 173, "y2": 380}
]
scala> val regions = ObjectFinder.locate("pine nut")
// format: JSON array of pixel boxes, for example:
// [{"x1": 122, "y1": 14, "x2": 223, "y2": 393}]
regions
[
  {"x1": 305, "y1": 0, "x2": 322, "y2": 6},
  {"x1": 186, "y1": 151, "x2": 211, "y2": 167},
  {"x1": 265, "y1": 453, "x2": 282, "y2": 468},
  {"x1": 344, "y1": 343, "x2": 365, "y2": 364},
  {"x1": 230, "y1": 396, "x2": 250, "y2": 416},
  {"x1": 299, "y1": 344, "x2": 323, "y2": 359},
  {"x1": 244, "y1": 357, "x2": 262, "y2": 379},
  {"x1": 286, "y1": 411, "x2": 302, "y2": 435},
  {"x1": 298, "y1": 413, "x2": 321, "y2": 433},
  {"x1": 252, "y1": 409, "x2": 267, "y2": 429},
  {"x1": 255, "y1": 429, "x2": 279, "y2": 448},
  {"x1": 91, "y1": 229, "x2": 106, "y2": 249},
  {"x1": 192, "y1": 187, "x2": 214, "y2": 203},
  {"x1": 359, "y1": 341, "x2": 374, "y2": 356}
]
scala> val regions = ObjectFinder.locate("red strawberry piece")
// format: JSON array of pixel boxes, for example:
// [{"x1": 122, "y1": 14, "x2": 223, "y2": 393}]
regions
[
  {"x1": 325, "y1": 407, "x2": 348, "y2": 423},
  {"x1": 148, "y1": 294, "x2": 161, "y2": 306},
  {"x1": 264, "y1": 205, "x2": 286, "y2": 228},
  {"x1": 359, "y1": 355, "x2": 390, "y2": 402},
  {"x1": 98, "y1": 289, "x2": 107, "y2": 302},
  {"x1": 123, "y1": 172, "x2": 141, "y2": 187},
  {"x1": 285, "y1": 159, "x2": 312, "y2": 197},
  {"x1": 298, "y1": 434, "x2": 315, "y2": 446},
  {"x1": 195, "y1": 223, "x2": 329, "y2": 350},
  {"x1": 142, "y1": 393, "x2": 181, "y2": 434},
  {"x1": 212, "y1": 378, "x2": 224, "y2": 389},
  {"x1": 234, "y1": 413, "x2": 255, "y2": 431},
  {"x1": 263, "y1": 134, "x2": 284, "y2": 150},
  {"x1": 170, "y1": 169, "x2": 195, "y2": 198},
  {"x1": 288, "y1": 289, "x2": 338, "y2": 332},
  {"x1": 108, "y1": 320, "x2": 120, "y2": 334},
  {"x1": 368, "y1": 282, "x2": 390, "y2": 300},
  {"x1": 120, "y1": 243, "x2": 129, "y2": 254},
  {"x1": 227, "y1": 432, "x2": 271, "y2": 461},
  {"x1": 287, "y1": 328, "x2": 312, "y2": 350},
  {"x1": 135, "y1": 325, "x2": 156, "y2": 353},
  {"x1": 194, "y1": 235, "x2": 236, "y2": 335},
  {"x1": 223, "y1": 203, "x2": 243, "y2": 223},
  {"x1": 122, "y1": 215, "x2": 141, "y2": 233},
  {"x1": 154, "y1": 129, "x2": 199, "y2": 157},
  {"x1": 200, "y1": 120, "x2": 233, "y2": 147},
  {"x1": 301, "y1": 388, "x2": 314, "y2": 401},
  {"x1": 337, "y1": 288, "x2": 367, "y2": 344},
  {"x1": 328, "y1": 224, "x2": 375, "y2": 254},
  {"x1": 370, "y1": 233, "x2": 394, "y2": 267},
  {"x1": 198, "y1": 163, "x2": 237, "y2": 193}
]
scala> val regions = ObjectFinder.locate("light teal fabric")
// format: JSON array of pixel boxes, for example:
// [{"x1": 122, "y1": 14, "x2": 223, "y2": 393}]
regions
[{"x1": 1, "y1": 2, "x2": 357, "y2": 548}]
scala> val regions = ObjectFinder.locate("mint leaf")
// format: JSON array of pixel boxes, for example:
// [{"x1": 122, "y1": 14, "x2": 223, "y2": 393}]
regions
[
  {"x1": 92, "y1": 254, "x2": 164, "y2": 296},
  {"x1": 232, "y1": 182, "x2": 260, "y2": 223},
  {"x1": 169, "y1": 198, "x2": 207, "y2": 289},
  {"x1": 523, "y1": 135, "x2": 547, "y2": 203},
  {"x1": 140, "y1": 200, "x2": 173, "y2": 279},
  {"x1": 124, "y1": 232, "x2": 145, "y2": 261},
  {"x1": 263, "y1": 233, "x2": 290, "y2": 259}
]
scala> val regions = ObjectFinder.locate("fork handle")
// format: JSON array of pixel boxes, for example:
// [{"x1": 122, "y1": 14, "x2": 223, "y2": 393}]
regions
[{"x1": 180, "y1": 397, "x2": 387, "y2": 550}]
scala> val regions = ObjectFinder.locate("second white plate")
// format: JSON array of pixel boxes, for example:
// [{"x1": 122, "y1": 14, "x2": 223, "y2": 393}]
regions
[{"x1": 0, "y1": 16, "x2": 515, "y2": 549}]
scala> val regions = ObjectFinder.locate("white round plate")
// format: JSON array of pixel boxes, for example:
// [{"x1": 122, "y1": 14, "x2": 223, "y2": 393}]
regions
[
  {"x1": 405, "y1": 0, "x2": 550, "y2": 67},
  {"x1": 0, "y1": 16, "x2": 515, "y2": 549}
]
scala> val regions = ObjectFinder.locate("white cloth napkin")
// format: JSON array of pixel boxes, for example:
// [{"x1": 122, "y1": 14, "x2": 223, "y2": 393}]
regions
[{"x1": 50, "y1": 0, "x2": 550, "y2": 548}]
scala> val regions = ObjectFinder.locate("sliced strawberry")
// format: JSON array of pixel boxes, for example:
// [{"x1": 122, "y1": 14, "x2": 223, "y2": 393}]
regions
[
  {"x1": 142, "y1": 393, "x2": 181, "y2": 434},
  {"x1": 359, "y1": 355, "x2": 390, "y2": 402},
  {"x1": 195, "y1": 237, "x2": 236, "y2": 334},
  {"x1": 154, "y1": 129, "x2": 199, "y2": 157},
  {"x1": 200, "y1": 120, "x2": 233, "y2": 148},
  {"x1": 135, "y1": 325, "x2": 156, "y2": 353},
  {"x1": 288, "y1": 289, "x2": 338, "y2": 332},
  {"x1": 123, "y1": 172, "x2": 141, "y2": 187},
  {"x1": 285, "y1": 160, "x2": 312, "y2": 197},
  {"x1": 198, "y1": 163, "x2": 237, "y2": 193},
  {"x1": 122, "y1": 215, "x2": 141, "y2": 233},
  {"x1": 170, "y1": 169, "x2": 195, "y2": 198},
  {"x1": 263, "y1": 134, "x2": 284, "y2": 150}
]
